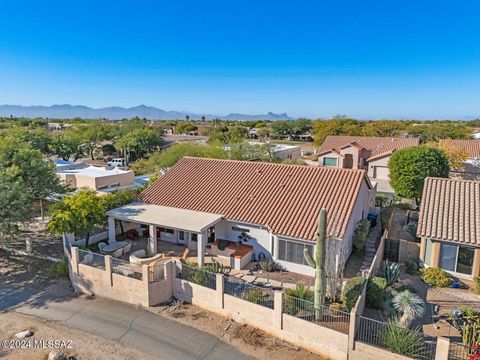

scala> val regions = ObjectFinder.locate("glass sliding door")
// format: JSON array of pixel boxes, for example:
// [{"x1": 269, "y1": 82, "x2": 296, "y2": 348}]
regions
[{"x1": 457, "y1": 246, "x2": 475, "y2": 275}]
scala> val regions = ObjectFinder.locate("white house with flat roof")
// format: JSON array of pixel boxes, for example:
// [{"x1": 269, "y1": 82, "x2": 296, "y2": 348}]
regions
[{"x1": 54, "y1": 160, "x2": 135, "y2": 192}]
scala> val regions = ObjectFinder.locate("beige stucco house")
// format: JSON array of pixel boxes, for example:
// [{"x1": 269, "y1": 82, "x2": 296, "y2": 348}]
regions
[
  {"x1": 106, "y1": 157, "x2": 375, "y2": 276},
  {"x1": 55, "y1": 160, "x2": 135, "y2": 192},
  {"x1": 418, "y1": 177, "x2": 480, "y2": 279},
  {"x1": 317, "y1": 136, "x2": 420, "y2": 192}
]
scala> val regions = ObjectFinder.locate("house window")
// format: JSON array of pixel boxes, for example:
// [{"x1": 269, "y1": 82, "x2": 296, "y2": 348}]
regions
[
  {"x1": 110, "y1": 182, "x2": 120, "y2": 188},
  {"x1": 232, "y1": 226, "x2": 250, "y2": 233},
  {"x1": 191, "y1": 233, "x2": 198, "y2": 242},
  {"x1": 323, "y1": 157, "x2": 337, "y2": 167},
  {"x1": 277, "y1": 238, "x2": 314, "y2": 265},
  {"x1": 159, "y1": 227, "x2": 174, "y2": 235},
  {"x1": 179, "y1": 231, "x2": 185, "y2": 241},
  {"x1": 439, "y1": 243, "x2": 475, "y2": 275}
]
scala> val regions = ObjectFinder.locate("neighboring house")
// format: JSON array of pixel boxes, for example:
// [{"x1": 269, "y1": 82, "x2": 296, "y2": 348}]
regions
[
  {"x1": 55, "y1": 160, "x2": 135, "y2": 192},
  {"x1": 439, "y1": 139, "x2": 480, "y2": 180},
  {"x1": 106, "y1": 157, "x2": 375, "y2": 276},
  {"x1": 417, "y1": 177, "x2": 480, "y2": 279},
  {"x1": 473, "y1": 129, "x2": 480, "y2": 140},
  {"x1": 224, "y1": 142, "x2": 301, "y2": 161},
  {"x1": 317, "y1": 136, "x2": 420, "y2": 192}
]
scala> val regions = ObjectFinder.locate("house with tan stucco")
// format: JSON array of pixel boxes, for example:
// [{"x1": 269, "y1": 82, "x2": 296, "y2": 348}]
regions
[
  {"x1": 55, "y1": 159, "x2": 135, "y2": 192},
  {"x1": 317, "y1": 135, "x2": 420, "y2": 193},
  {"x1": 106, "y1": 157, "x2": 375, "y2": 276},
  {"x1": 418, "y1": 177, "x2": 480, "y2": 279}
]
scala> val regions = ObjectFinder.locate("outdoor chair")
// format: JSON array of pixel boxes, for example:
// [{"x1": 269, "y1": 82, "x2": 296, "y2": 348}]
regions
[
  {"x1": 123, "y1": 242, "x2": 132, "y2": 255},
  {"x1": 112, "y1": 248, "x2": 123, "y2": 258},
  {"x1": 97, "y1": 242, "x2": 107, "y2": 251}
]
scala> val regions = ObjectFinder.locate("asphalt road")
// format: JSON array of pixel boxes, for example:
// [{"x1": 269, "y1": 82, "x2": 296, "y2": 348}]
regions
[{"x1": 15, "y1": 296, "x2": 256, "y2": 360}]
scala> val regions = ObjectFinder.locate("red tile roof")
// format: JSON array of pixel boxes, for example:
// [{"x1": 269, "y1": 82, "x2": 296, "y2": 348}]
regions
[
  {"x1": 138, "y1": 157, "x2": 371, "y2": 241},
  {"x1": 439, "y1": 139, "x2": 480, "y2": 158},
  {"x1": 318, "y1": 136, "x2": 419, "y2": 159},
  {"x1": 418, "y1": 177, "x2": 480, "y2": 245}
]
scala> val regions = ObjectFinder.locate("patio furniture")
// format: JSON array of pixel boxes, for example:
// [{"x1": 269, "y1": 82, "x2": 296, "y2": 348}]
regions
[
  {"x1": 82, "y1": 252, "x2": 94, "y2": 264},
  {"x1": 130, "y1": 249, "x2": 146, "y2": 258},
  {"x1": 123, "y1": 242, "x2": 132, "y2": 255},
  {"x1": 112, "y1": 248, "x2": 124, "y2": 258},
  {"x1": 102, "y1": 241, "x2": 128, "y2": 254},
  {"x1": 97, "y1": 242, "x2": 107, "y2": 251}
]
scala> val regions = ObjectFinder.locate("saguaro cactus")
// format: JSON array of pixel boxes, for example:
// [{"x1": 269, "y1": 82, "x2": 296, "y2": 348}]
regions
[{"x1": 304, "y1": 208, "x2": 327, "y2": 318}]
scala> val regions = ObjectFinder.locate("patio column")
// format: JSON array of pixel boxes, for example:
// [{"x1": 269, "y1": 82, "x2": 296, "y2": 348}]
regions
[
  {"x1": 472, "y1": 248, "x2": 480, "y2": 277},
  {"x1": 419, "y1": 237, "x2": 426, "y2": 264},
  {"x1": 273, "y1": 235, "x2": 279, "y2": 259},
  {"x1": 108, "y1": 217, "x2": 116, "y2": 243},
  {"x1": 197, "y1": 232, "x2": 204, "y2": 267},
  {"x1": 148, "y1": 225, "x2": 157, "y2": 256},
  {"x1": 430, "y1": 241, "x2": 441, "y2": 268}
]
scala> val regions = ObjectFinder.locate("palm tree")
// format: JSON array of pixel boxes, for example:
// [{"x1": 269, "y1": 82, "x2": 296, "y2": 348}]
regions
[{"x1": 392, "y1": 290, "x2": 425, "y2": 328}]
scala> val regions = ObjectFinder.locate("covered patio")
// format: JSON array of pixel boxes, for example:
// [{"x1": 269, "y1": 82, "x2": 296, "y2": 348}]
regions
[{"x1": 106, "y1": 202, "x2": 224, "y2": 267}]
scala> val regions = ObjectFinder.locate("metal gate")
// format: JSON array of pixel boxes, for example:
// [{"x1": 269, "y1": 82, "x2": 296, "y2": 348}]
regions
[{"x1": 383, "y1": 238, "x2": 399, "y2": 262}]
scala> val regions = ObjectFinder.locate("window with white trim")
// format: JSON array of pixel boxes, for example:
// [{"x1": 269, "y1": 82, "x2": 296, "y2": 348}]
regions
[{"x1": 277, "y1": 238, "x2": 314, "y2": 265}]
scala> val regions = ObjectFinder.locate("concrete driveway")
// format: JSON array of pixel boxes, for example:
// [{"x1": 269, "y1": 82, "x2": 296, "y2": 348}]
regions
[{"x1": 15, "y1": 295, "x2": 256, "y2": 360}]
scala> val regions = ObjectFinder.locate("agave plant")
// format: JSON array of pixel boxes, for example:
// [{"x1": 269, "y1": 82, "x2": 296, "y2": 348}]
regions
[
  {"x1": 392, "y1": 290, "x2": 425, "y2": 328},
  {"x1": 382, "y1": 260, "x2": 400, "y2": 285}
]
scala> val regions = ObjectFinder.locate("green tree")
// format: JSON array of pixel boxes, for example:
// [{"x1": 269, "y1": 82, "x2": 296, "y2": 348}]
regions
[
  {"x1": 49, "y1": 132, "x2": 85, "y2": 161},
  {"x1": 389, "y1": 146, "x2": 449, "y2": 205},
  {"x1": 80, "y1": 123, "x2": 113, "y2": 159},
  {"x1": 130, "y1": 142, "x2": 227, "y2": 174},
  {"x1": 115, "y1": 127, "x2": 163, "y2": 163},
  {"x1": 0, "y1": 169, "x2": 34, "y2": 237},
  {"x1": 175, "y1": 122, "x2": 198, "y2": 135},
  {"x1": 48, "y1": 189, "x2": 106, "y2": 246},
  {"x1": 0, "y1": 137, "x2": 65, "y2": 219}
]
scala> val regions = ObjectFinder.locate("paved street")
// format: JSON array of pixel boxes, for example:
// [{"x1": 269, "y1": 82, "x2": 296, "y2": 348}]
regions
[{"x1": 14, "y1": 295, "x2": 256, "y2": 360}]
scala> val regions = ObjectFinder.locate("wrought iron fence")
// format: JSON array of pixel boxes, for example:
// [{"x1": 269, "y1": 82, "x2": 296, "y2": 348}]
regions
[
  {"x1": 357, "y1": 316, "x2": 437, "y2": 360},
  {"x1": 78, "y1": 249, "x2": 105, "y2": 269},
  {"x1": 282, "y1": 295, "x2": 350, "y2": 334},
  {"x1": 449, "y1": 342, "x2": 471, "y2": 360},
  {"x1": 179, "y1": 264, "x2": 217, "y2": 289},
  {"x1": 111, "y1": 257, "x2": 142, "y2": 280},
  {"x1": 148, "y1": 264, "x2": 165, "y2": 283},
  {"x1": 224, "y1": 277, "x2": 274, "y2": 309}
]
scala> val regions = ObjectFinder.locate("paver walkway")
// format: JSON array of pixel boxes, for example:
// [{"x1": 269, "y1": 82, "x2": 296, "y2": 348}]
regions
[{"x1": 356, "y1": 221, "x2": 382, "y2": 277}]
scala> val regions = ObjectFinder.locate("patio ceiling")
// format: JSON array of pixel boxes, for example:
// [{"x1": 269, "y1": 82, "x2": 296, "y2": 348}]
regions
[{"x1": 107, "y1": 202, "x2": 224, "y2": 233}]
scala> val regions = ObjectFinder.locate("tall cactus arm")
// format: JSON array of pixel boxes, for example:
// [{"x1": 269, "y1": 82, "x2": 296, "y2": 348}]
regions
[{"x1": 304, "y1": 248, "x2": 316, "y2": 268}]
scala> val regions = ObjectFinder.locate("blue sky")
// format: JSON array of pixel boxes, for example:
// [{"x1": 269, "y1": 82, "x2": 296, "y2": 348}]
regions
[{"x1": 0, "y1": 0, "x2": 479, "y2": 119}]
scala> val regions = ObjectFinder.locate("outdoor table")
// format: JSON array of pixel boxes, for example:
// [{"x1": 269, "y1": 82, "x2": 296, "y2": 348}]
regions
[{"x1": 102, "y1": 241, "x2": 128, "y2": 254}]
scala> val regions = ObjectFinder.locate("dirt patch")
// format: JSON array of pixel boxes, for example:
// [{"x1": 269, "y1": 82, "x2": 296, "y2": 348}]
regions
[
  {"x1": 0, "y1": 312, "x2": 159, "y2": 360},
  {"x1": 152, "y1": 299, "x2": 326, "y2": 360}
]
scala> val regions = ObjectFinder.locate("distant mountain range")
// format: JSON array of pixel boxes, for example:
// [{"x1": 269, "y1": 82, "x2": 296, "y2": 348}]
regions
[{"x1": 0, "y1": 104, "x2": 293, "y2": 121}]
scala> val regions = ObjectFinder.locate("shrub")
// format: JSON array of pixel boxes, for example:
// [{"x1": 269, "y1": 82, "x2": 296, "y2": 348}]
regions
[
  {"x1": 473, "y1": 276, "x2": 480, "y2": 295},
  {"x1": 243, "y1": 288, "x2": 265, "y2": 305},
  {"x1": 329, "y1": 302, "x2": 345, "y2": 311},
  {"x1": 259, "y1": 260, "x2": 279, "y2": 272},
  {"x1": 343, "y1": 277, "x2": 365, "y2": 312},
  {"x1": 405, "y1": 259, "x2": 419, "y2": 275},
  {"x1": 392, "y1": 290, "x2": 425, "y2": 328},
  {"x1": 284, "y1": 283, "x2": 314, "y2": 315},
  {"x1": 185, "y1": 268, "x2": 207, "y2": 286},
  {"x1": 48, "y1": 259, "x2": 69, "y2": 278},
  {"x1": 420, "y1": 267, "x2": 451, "y2": 287},
  {"x1": 202, "y1": 261, "x2": 227, "y2": 274},
  {"x1": 285, "y1": 283, "x2": 314, "y2": 301},
  {"x1": 382, "y1": 260, "x2": 400, "y2": 285},
  {"x1": 352, "y1": 219, "x2": 370, "y2": 255},
  {"x1": 382, "y1": 320, "x2": 424, "y2": 358},
  {"x1": 367, "y1": 276, "x2": 388, "y2": 309}
]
